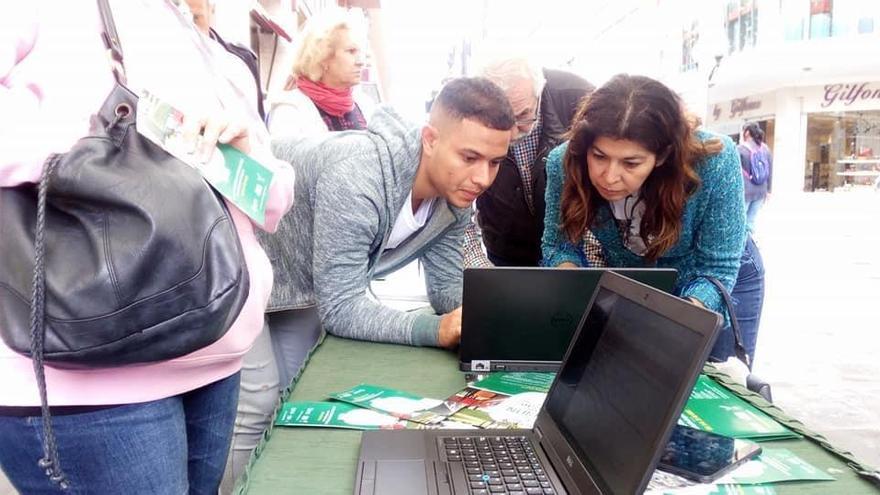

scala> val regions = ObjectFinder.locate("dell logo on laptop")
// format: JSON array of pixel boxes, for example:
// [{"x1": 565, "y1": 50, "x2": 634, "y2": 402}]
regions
[
  {"x1": 566, "y1": 455, "x2": 574, "y2": 468},
  {"x1": 551, "y1": 312, "x2": 574, "y2": 328}
]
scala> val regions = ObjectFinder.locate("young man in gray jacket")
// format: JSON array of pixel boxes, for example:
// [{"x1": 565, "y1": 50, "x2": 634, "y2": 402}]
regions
[
  {"x1": 226, "y1": 79, "x2": 514, "y2": 482},
  {"x1": 264, "y1": 76, "x2": 514, "y2": 373}
]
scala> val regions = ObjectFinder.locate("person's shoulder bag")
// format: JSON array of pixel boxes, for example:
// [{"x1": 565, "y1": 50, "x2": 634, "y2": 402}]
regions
[{"x1": 0, "y1": 0, "x2": 249, "y2": 487}]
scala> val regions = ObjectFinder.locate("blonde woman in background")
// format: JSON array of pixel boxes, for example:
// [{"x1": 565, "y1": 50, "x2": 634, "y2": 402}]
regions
[{"x1": 267, "y1": 8, "x2": 375, "y2": 135}]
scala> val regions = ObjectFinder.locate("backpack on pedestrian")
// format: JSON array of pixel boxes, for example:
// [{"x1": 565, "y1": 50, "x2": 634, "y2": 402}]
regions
[{"x1": 746, "y1": 145, "x2": 771, "y2": 186}]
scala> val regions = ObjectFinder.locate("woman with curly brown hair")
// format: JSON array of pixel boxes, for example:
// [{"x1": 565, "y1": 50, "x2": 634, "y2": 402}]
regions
[{"x1": 542, "y1": 74, "x2": 764, "y2": 365}]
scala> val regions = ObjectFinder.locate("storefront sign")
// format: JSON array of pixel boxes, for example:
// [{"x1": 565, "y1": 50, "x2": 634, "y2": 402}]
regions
[
  {"x1": 708, "y1": 93, "x2": 774, "y2": 132},
  {"x1": 821, "y1": 82, "x2": 880, "y2": 108},
  {"x1": 729, "y1": 97, "x2": 763, "y2": 118}
]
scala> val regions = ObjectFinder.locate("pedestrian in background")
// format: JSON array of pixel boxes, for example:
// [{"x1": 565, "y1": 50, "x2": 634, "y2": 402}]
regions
[{"x1": 739, "y1": 122, "x2": 773, "y2": 233}]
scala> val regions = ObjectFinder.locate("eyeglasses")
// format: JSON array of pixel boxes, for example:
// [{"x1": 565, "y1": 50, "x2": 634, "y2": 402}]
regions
[{"x1": 514, "y1": 96, "x2": 540, "y2": 126}]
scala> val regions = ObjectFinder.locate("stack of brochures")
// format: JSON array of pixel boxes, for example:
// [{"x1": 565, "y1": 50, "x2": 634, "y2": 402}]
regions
[
  {"x1": 679, "y1": 376, "x2": 799, "y2": 441},
  {"x1": 274, "y1": 373, "x2": 798, "y2": 440},
  {"x1": 274, "y1": 373, "x2": 552, "y2": 431}
]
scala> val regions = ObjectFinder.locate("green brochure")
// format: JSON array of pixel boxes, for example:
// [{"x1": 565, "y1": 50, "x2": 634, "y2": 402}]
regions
[
  {"x1": 275, "y1": 401, "x2": 408, "y2": 430},
  {"x1": 716, "y1": 448, "x2": 835, "y2": 485},
  {"x1": 647, "y1": 476, "x2": 776, "y2": 495},
  {"x1": 679, "y1": 376, "x2": 798, "y2": 440},
  {"x1": 447, "y1": 387, "x2": 547, "y2": 429},
  {"x1": 470, "y1": 372, "x2": 555, "y2": 395},
  {"x1": 647, "y1": 449, "x2": 832, "y2": 493},
  {"x1": 329, "y1": 384, "x2": 464, "y2": 425},
  {"x1": 136, "y1": 90, "x2": 273, "y2": 224}
]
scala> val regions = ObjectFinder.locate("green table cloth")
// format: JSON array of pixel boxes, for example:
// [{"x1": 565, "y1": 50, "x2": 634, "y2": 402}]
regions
[{"x1": 236, "y1": 335, "x2": 879, "y2": 494}]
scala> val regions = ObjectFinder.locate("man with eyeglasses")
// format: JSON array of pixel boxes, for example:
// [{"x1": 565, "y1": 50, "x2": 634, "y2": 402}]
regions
[{"x1": 464, "y1": 57, "x2": 594, "y2": 267}]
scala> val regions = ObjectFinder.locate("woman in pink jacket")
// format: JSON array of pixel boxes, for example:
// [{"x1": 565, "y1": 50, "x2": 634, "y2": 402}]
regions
[{"x1": 0, "y1": 2, "x2": 294, "y2": 493}]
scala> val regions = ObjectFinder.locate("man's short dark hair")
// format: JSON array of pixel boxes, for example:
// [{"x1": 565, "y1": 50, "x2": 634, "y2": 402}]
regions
[{"x1": 432, "y1": 77, "x2": 515, "y2": 131}]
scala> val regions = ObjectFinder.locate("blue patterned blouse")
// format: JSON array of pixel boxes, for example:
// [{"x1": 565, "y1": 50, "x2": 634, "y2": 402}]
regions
[{"x1": 541, "y1": 131, "x2": 747, "y2": 316}]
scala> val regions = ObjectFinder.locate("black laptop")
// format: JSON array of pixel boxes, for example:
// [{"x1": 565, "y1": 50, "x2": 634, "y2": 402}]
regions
[
  {"x1": 354, "y1": 271, "x2": 721, "y2": 495},
  {"x1": 459, "y1": 267, "x2": 677, "y2": 372}
]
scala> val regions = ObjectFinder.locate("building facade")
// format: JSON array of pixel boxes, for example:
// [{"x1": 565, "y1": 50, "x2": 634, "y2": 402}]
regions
[
  {"x1": 568, "y1": 0, "x2": 880, "y2": 194},
  {"x1": 705, "y1": 0, "x2": 880, "y2": 194}
]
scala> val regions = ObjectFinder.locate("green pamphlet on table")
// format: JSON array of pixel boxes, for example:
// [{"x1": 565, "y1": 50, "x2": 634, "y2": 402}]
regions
[
  {"x1": 445, "y1": 386, "x2": 546, "y2": 429},
  {"x1": 470, "y1": 372, "x2": 555, "y2": 395},
  {"x1": 473, "y1": 372, "x2": 796, "y2": 440},
  {"x1": 275, "y1": 401, "x2": 479, "y2": 431},
  {"x1": 328, "y1": 384, "x2": 466, "y2": 424},
  {"x1": 680, "y1": 376, "x2": 798, "y2": 440},
  {"x1": 647, "y1": 448, "x2": 833, "y2": 493},
  {"x1": 275, "y1": 401, "x2": 408, "y2": 430}
]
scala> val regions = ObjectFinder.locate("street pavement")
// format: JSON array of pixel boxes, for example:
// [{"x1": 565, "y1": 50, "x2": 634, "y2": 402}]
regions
[
  {"x1": 749, "y1": 190, "x2": 880, "y2": 469},
  {"x1": 1, "y1": 191, "x2": 878, "y2": 493}
]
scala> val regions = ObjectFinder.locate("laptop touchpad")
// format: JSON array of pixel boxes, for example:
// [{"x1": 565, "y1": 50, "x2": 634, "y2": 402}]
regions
[{"x1": 375, "y1": 460, "x2": 429, "y2": 495}]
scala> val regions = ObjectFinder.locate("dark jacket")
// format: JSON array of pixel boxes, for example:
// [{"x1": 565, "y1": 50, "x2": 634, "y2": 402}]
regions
[{"x1": 476, "y1": 68, "x2": 593, "y2": 266}]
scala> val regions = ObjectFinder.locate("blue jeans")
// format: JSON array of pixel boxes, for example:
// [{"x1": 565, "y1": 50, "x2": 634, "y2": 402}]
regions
[
  {"x1": 709, "y1": 236, "x2": 765, "y2": 367},
  {"x1": 0, "y1": 372, "x2": 240, "y2": 494},
  {"x1": 745, "y1": 196, "x2": 765, "y2": 233}
]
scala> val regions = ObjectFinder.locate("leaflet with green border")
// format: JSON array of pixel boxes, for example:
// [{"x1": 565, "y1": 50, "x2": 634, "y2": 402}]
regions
[
  {"x1": 716, "y1": 448, "x2": 835, "y2": 485},
  {"x1": 679, "y1": 376, "x2": 798, "y2": 440},
  {"x1": 446, "y1": 386, "x2": 546, "y2": 429},
  {"x1": 648, "y1": 449, "x2": 832, "y2": 493},
  {"x1": 647, "y1": 481, "x2": 777, "y2": 495},
  {"x1": 328, "y1": 384, "x2": 464, "y2": 425},
  {"x1": 136, "y1": 90, "x2": 273, "y2": 224},
  {"x1": 275, "y1": 401, "x2": 408, "y2": 430},
  {"x1": 470, "y1": 372, "x2": 555, "y2": 395}
]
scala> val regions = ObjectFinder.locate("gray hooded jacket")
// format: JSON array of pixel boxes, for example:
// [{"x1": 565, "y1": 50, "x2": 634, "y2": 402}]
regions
[{"x1": 260, "y1": 107, "x2": 470, "y2": 346}]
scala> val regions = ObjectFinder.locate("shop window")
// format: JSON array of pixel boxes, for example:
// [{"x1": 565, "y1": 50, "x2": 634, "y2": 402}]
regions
[
  {"x1": 809, "y1": 0, "x2": 832, "y2": 38},
  {"x1": 833, "y1": 0, "x2": 879, "y2": 35},
  {"x1": 781, "y1": 0, "x2": 809, "y2": 40},
  {"x1": 725, "y1": 0, "x2": 758, "y2": 54},
  {"x1": 681, "y1": 22, "x2": 699, "y2": 73},
  {"x1": 804, "y1": 111, "x2": 880, "y2": 192}
]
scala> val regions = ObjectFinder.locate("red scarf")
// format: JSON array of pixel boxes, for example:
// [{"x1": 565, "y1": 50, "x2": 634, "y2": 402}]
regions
[{"x1": 296, "y1": 76, "x2": 355, "y2": 117}]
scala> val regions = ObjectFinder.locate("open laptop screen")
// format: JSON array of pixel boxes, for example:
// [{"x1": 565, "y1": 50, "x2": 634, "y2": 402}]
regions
[
  {"x1": 544, "y1": 287, "x2": 705, "y2": 494},
  {"x1": 459, "y1": 268, "x2": 677, "y2": 371}
]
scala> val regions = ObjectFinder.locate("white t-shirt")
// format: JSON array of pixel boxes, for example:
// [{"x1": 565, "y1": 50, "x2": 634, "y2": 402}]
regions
[{"x1": 385, "y1": 192, "x2": 436, "y2": 249}]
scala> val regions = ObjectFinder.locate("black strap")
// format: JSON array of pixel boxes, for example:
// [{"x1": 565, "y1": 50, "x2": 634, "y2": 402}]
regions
[
  {"x1": 97, "y1": 0, "x2": 126, "y2": 85},
  {"x1": 704, "y1": 276, "x2": 751, "y2": 369},
  {"x1": 30, "y1": 155, "x2": 70, "y2": 490},
  {"x1": 26, "y1": 3, "x2": 126, "y2": 489}
]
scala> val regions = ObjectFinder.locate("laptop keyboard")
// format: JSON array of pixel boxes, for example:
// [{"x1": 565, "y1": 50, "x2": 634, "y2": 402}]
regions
[{"x1": 440, "y1": 436, "x2": 557, "y2": 495}]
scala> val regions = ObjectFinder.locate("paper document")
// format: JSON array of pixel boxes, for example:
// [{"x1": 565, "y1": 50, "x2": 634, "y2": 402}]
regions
[{"x1": 136, "y1": 90, "x2": 273, "y2": 224}]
